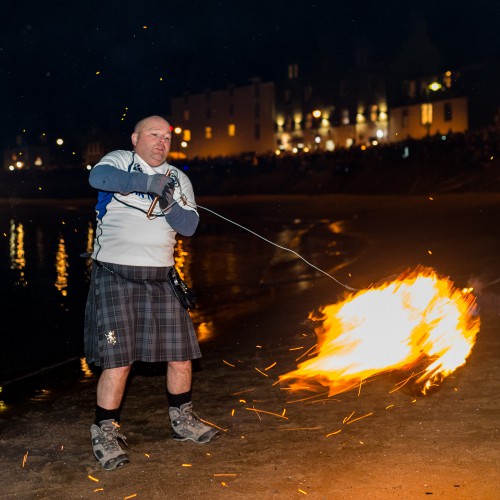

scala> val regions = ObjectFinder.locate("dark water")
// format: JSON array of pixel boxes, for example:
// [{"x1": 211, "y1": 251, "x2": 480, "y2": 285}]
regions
[{"x1": 0, "y1": 198, "x2": 360, "y2": 408}]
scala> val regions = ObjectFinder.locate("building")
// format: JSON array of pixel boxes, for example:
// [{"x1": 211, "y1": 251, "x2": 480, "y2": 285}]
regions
[
  {"x1": 170, "y1": 79, "x2": 276, "y2": 158},
  {"x1": 2, "y1": 134, "x2": 50, "y2": 171},
  {"x1": 170, "y1": 60, "x2": 490, "y2": 159},
  {"x1": 388, "y1": 70, "x2": 468, "y2": 142}
]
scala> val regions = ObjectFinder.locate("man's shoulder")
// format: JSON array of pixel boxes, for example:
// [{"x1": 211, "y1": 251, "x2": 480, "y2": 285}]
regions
[{"x1": 95, "y1": 150, "x2": 133, "y2": 167}]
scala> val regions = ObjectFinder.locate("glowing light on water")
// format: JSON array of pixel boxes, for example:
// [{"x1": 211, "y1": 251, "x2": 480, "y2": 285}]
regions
[{"x1": 54, "y1": 236, "x2": 69, "y2": 296}]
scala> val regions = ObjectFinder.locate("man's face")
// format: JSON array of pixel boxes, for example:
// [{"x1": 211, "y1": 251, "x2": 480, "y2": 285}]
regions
[{"x1": 131, "y1": 118, "x2": 172, "y2": 167}]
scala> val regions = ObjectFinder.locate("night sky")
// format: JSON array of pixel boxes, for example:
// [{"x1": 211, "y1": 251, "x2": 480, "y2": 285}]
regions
[{"x1": 1, "y1": 0, "x2": 498, "y2": 151}]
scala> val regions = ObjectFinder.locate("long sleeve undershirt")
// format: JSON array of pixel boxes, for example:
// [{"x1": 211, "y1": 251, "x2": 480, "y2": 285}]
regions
[{"x1": 89, "y1": 164, "x2": 199, "y2": 237}]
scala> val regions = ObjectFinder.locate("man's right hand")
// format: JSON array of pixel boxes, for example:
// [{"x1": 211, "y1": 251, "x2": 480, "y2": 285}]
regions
[{"x1": 146, "y1": 174, "x2": 175, "y2": 199}]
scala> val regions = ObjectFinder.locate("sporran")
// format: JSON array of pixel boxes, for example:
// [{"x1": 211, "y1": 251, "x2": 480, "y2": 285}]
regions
[{"x1": 167, "y1": 267, "x2": 197, "y2": 310}]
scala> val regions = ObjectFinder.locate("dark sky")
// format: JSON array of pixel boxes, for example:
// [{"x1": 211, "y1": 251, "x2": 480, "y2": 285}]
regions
[{"x1": 1, "y1": 0, "x2": 498, "y2": 150}]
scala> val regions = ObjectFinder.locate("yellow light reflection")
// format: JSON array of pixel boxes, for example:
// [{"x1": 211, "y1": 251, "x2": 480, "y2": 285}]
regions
[
  {"x1": 9, "y1": 219, "x2": 27, "y2": 285},
  {"x1": 197, "y1": 321, "x2": 215, "y2": 342},
  {"x1": 86, "y1": 222, "x2": 94, "y2": 276},
  {"x1": 54, "y1": 236, "x2": 69, "y2": 296},
  {"x1": 80, "y1": 357, "x2": 94, "y2": 378}
]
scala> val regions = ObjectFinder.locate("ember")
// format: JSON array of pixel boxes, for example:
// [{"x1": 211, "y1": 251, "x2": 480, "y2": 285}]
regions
[{"x1": 280, "y1": 268, "x2": 479, "y2": 396}]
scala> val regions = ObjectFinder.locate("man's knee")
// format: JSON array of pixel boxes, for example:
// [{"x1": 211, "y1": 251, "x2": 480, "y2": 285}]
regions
[{"x1": 168, "y1": 360, "x2": 191, "y2": 372}]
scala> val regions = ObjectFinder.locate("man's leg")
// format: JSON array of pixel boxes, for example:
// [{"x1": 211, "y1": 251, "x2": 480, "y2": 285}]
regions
[
  {"x1": 91, "y1": 366, "x2": 132, "y2": 471},
  {"x1": 97, "y1": 365, "x2": 132, "y2": 411},
  {"x1": 167, "y1": 360, "x2": 219, "y2": 444},
  {"x1": 167, "y1": 360, "x2": 192, "y2": 395}
]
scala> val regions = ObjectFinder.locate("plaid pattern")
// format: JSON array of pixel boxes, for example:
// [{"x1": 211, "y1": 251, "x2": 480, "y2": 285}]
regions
[{"x1": 84, "y1": 261, "x2": 201, "y2": 369}]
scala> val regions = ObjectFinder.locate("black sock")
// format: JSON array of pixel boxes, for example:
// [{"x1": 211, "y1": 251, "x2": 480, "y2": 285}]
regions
[
  {"x1": 95, "y1": 405, "x2": 121, "y2": 425},
  {"x1": 167, "y1": 390, "x2": 191, "y2": 409}
]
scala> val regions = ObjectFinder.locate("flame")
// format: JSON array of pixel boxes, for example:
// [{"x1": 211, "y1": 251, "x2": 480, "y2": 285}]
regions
[{"x1": 280, "y1": 268, "x2": 479, "y2": 396}]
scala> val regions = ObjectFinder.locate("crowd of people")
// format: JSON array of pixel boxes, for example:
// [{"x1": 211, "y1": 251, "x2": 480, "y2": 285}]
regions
[{"x1": 1, "y1": 129, "x2": 498, "y2": 198}]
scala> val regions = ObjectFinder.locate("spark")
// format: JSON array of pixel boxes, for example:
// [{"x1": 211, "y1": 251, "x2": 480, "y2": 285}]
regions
[
  {"x1": 221, "y1": 482, "x2": 228, "y2": 487},
  {"x1": 93, "y1": 488, "x2": 104, "y2": 492},
  {"x1": 357, "y1": 380, "x2": 364, "y2": 397},
  {"x1": 265, "y1": 361, "x2": 276, "y2": 370},
  {"x1": 223, "y1": 360, "x2": 235, "y2": 368},
  {"x1": 144, "y1": 453, "x2": 150, "y2": 458},
  {"x1": 295, "y1": 344, "x2": 317, "y2": 362},
  {"x1": 342, "y1": 411, "x2": 355, "y2": 424},
  {"x1": 289, "y1": 346, "x2": 304, "y2": 351},
  {"x1": 88, "y1": 474, "x2": 99, "y2": 482},
  {"x1": 286, "y1": 391, "x2": 330, "y2": 404},
  {"x1": 182, "y1": 463, "x2": 192, "y2": 467},
  {"x1": 245, "y1": 407, "x2": 289, "y2": 419},
  {"x1": 231, "y1": 388, "x2": 254, "y2": 396},
  {"x1": 22, "y1": 451, "x2": 28, "y2": 468},
  {"x1": 231, "y1": 409, "x2": 235, "y2": 416},
  {"x1": 214, "y1": 473, "x2": 238, "y2": 477},
  {"x1": 279, "y1": 426, "x2": 322, "y2": 431},
  {"x1": 255, "y1": 367, "x2": 268, "y2": 377},
  {"x1": 385, "y1": 404, "x2": 394, "y2": 410},
  {"x1": 298, "y1": 489, "x2": 308, "y2": 495},
  {"x1": 198, "y1": 417, "x2": 228, "y2": 433},
  {"x1": 345, "y1": 412, "x2": 373, "y2": 425},
  {"x1": 239, "y1": 399, "x2": 247, "y2": 403},
  {"x1": 325, "y1": 429, "x2": 342, "y2": 437},
  {"x1": 124, "y1": 495, "x2": 137, "y2": 500}
]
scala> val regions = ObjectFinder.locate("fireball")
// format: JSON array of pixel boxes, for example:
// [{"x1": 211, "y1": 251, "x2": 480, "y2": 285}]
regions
[{"x1": 280, "y1": 268, "x2": 480, "y2": 396}]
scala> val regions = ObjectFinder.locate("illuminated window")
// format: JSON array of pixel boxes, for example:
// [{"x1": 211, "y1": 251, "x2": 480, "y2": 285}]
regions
[
  {"x1": 228, "y1": 124, "x2": 236, "y2": 136},
  {"x1": 341, "y1": 109, "x2": 350, "y2": 125},
  {"x1": 443, "y1": 71, "x2": 452, "y2": 88},
  {"x1": 205, "y1": 127, "x2": 212, "y2": 139},
  {"x1": 370, "y1": 105, "x2": 378, "y2": 122},
  {"x1": 183, "y1": 110, "x2": 189, "y2": 121},
  {"x1": 421, "y1": 103, "x2": 433, "y2": 125},
  {"x1": 444, "y1": 102, "x2": 452, "y2": 122},
  {"x1": 183, "y1": 129, "x2": 191, "y2": 141},
  {"x1": 288, "y1": 64, "x2": 299, "y2": 79}
]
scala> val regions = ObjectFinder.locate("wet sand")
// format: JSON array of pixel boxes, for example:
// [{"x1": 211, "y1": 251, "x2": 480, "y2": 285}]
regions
[{"x1": 1, "y1": 193, "x2": 499, "y2": 499}]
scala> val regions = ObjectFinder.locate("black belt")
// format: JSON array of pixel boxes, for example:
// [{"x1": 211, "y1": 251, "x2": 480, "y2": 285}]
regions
[{"x1": 94, "y1": 260, "x2": 171, "y2": 283}]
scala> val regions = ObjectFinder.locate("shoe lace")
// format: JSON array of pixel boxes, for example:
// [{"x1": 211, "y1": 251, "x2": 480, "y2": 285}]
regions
[
  {"x1": 183, "y1": 408, "x2": 208, "y2": 430},
  {"x1": 100, "y1": 424, "x2": 128, "y2": 452}
]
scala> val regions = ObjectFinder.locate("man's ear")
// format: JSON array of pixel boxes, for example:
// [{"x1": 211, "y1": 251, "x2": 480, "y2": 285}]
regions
[{"x1": 131, "y1": 132, "x2": 138, "y2": 146}]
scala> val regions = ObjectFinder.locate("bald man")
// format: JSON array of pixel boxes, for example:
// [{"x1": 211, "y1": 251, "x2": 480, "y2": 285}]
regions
[{"x1": 84, "y1": 115, "x2": 218, "y2": 471}]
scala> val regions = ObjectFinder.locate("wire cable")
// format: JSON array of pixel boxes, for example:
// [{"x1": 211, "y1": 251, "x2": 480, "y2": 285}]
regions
[{"x1": 195, "y1": 203, "x2": 359, "y2": 292}]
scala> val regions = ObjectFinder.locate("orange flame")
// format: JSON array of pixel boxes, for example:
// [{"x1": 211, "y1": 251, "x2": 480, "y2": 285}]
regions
[{"x1": 280, "y1": 268, "x2": 479, "y2": 396}]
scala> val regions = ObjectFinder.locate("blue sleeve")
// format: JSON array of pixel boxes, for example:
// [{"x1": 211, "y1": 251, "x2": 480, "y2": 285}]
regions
[
  {"x1": 89, "y1": 164, "x2": 149, "y2": 193},
  {"x1": 165, "y1": 203, "x2": 199, "y2": 236}
]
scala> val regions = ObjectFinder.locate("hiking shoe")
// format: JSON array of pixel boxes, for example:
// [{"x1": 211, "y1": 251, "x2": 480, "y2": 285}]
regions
[
  {"x1": 90, "y1": 419, "x2": 130, "y2": 471},
  {"x1": 169, "y1": 402, "x2": 220, "y2": 444}
]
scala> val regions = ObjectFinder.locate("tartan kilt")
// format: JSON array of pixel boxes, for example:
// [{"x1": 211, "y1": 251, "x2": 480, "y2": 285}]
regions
[{"x1": 84, "y1": 261, "x2": 201, "y2": 368}]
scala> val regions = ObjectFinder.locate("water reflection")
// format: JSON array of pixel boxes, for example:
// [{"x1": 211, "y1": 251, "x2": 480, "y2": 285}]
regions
[
  {"x1": 80, "y1": 357, "x2": 94, "y2": 378},
  {"x1": 9, "y1": 219, "x2": 26, "y2": 286},
  {"x1": 54, "y1": 236, "x2": 69, "y2": 296},
  {"x1": 196, "y1": 320, "x2": 215, "y2": 343},
  {"x1": 0, "y1": 201, "x2": 358, "y2": 393}
]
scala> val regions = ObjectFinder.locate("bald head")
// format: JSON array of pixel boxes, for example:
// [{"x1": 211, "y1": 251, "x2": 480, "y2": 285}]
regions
[{"x1": 131, "y1": 116, "x2": 172, "y2": 167}]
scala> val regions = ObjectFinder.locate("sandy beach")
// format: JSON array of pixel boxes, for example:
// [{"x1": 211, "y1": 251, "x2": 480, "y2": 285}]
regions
[{"x1": 1, "y1": 193, "x2": 499, "y2": 499}]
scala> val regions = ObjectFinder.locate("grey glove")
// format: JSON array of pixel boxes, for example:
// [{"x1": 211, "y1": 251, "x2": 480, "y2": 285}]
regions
[{"x1": 146, "y1": 174, "x2": 175, "y2": 198}]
